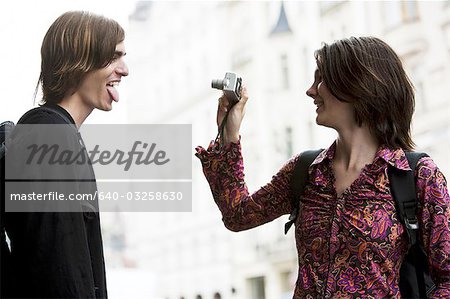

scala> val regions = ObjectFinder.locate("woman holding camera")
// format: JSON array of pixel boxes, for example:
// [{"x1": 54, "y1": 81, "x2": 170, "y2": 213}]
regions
[{"x1": 196, "y1": 36, "x2": 449, "y2": 298}]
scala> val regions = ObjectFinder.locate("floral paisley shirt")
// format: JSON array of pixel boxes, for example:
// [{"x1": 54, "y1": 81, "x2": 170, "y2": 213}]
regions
[{"x1": 195, "y1": 140, "x2": 450, "y2": 298}]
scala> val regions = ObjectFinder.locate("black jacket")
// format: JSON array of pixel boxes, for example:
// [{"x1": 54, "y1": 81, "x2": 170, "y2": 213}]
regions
[{"x1": 2, "y1": 104, "x2": 107, "y2": 298}]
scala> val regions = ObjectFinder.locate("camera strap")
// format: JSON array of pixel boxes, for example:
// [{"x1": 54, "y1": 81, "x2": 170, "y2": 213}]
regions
[{"x1": 214, "y1": 110, "x2": 230, "y2": 147}]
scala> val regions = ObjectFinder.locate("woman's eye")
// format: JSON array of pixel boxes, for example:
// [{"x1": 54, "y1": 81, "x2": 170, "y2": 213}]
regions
[{"x1": 315, "y1": 76, "x2": 322, "y2": 84}]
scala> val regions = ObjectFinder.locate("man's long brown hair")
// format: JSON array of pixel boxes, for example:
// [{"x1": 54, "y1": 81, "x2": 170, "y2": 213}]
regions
[{"x1": 38, "y1": 11, "x2": 124, "y2": 104}]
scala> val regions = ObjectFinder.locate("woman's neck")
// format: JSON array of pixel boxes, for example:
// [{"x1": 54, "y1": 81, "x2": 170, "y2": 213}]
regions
[{"x1": 334, "y1": 125, "x2": 380, "y2": 171}]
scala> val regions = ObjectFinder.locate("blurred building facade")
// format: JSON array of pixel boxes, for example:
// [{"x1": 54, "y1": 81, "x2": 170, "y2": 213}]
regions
[{"x1": 115, "y1": 1, "x2": 450, "y2": 299}]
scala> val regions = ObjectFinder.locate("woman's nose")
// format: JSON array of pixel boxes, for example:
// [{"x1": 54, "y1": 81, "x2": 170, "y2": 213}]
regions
[{"x1": 306, "y1": 85, "x2": 316, "y2": 98}]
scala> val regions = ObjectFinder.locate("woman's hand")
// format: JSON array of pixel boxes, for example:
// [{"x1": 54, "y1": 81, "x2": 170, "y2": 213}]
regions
[{"x1": 217, "y1": 85, "x2": 249, "y2": 145}]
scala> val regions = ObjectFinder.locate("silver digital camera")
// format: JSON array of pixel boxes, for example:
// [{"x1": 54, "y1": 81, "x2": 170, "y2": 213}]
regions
[{"x1": 211, "y1": 72, "x2": 242, "y2": 104}]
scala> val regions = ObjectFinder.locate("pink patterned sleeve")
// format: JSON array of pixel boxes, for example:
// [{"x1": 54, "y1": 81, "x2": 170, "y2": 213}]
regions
[
  {"x1": 195, "y1": 139, "x2": 298, "y2": 232},
  {"x1": 416, "y1": 157, "x2": 450, "y2": 297}
]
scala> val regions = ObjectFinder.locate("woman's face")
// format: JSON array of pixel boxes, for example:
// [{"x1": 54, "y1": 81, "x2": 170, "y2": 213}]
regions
[
  {"x1": 76, "y1": 41, "x2": 129, "y2": 112},
  {"x1": 306, "y1": 68, "x2": 355, "y2": 130}
]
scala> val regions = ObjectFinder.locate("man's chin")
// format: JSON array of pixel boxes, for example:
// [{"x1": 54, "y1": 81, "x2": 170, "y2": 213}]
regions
[{"x1": 98, "y1": 102, "x2": 113, "y2": 112}]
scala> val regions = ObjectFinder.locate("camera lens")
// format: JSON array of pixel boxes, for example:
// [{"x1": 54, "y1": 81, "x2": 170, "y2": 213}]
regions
[
  {"x1": 211, "y1": 79, "x2": 222, "y2": 89},
  {"x1": 211, "y1": 78, "x2": 229, "y2": 90}
]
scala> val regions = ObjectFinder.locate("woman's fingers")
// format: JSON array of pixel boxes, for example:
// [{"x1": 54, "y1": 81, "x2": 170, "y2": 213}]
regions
[
  {"x1": 219, "y1": 95, "x2": 230, "y2": 112},
  {"x1": 239, "y1": 85, "x2": 249, "y2": 105},
  {"x1": 215, "y1": 84, "x2": 250, "y2": 144}
]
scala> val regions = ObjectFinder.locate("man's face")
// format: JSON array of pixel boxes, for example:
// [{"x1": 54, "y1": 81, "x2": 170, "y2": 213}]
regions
[{"x1": 76, "y1": 41, "x2": 129, "y2": 111}]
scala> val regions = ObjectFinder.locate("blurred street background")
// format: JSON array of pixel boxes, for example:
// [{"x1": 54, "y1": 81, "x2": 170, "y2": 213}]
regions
[{"x1": 1, "y1": 1, "x2": 449, "y2": 298}]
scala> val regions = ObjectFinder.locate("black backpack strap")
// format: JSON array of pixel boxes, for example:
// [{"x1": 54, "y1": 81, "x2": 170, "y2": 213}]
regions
[
  {"x1": 0, "y1": 121, "x2": 15, "y2": 160},
  {"x1": 18, "y1": 106, "x2": 74, "y2": 127},
  {"x1": 389, "y1": 151, "x2": 434, "y2": 298},
  {"x1": 388, "y1": 151, "x2": 428, "y2": 246},
  {"x1": 284, "y1": 149, "x2": 322, "y2": 234}
]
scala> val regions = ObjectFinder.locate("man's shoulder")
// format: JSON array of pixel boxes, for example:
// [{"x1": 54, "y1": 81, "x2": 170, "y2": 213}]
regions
[{"x1": 18, "y1": 105, "x2": 73, "y2": 125}]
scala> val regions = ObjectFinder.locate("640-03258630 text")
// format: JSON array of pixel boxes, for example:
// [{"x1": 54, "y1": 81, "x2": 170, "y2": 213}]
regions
[
  {"x1": 8, "y1": 191, "x2": 184, "y2": 201},
  {"x1": 97, "y1": 191, "x2": 183, "y2": 201}
]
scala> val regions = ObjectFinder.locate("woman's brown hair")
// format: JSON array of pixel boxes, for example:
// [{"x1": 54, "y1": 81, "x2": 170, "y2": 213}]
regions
[
  {"x1": 315, "y1": 36, "x2": 415, "y2": 150},
  {"x1": 38, "y1": 11, "x2": 125, "y2": 104}
]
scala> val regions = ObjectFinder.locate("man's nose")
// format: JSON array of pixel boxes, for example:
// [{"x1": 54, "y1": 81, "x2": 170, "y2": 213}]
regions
[{"x1": 117, "y1": 60, "x2": 129, "y2": 77}]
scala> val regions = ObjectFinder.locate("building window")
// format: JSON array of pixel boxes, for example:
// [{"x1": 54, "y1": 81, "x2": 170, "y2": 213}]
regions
[
  {"x1": 302, "y1": 47, "x2": 310, "y2": 81},
  {"x1": 319, "y1": 1, "x2": 345, "y2": 15},
  {"x1": 280, "y1": 271, "x2": 295, "y2": 299},
  {"x1": 308, "y1": 120, "x2": 315, "y2": 147},
  {"x1": 129, "y1": 1, "x2": 152, "y2": 21},
  {"x1": 415, "y1": 80, "x2": 427, "y2": 113},
  {"x1": 285, "y1": 126, "x2": 293, "y2": 158},
  {"x1": 403, "y1": 1, "x2": 419, "y2": 21},
  {"x1": 281, "y1": 54, "x2": 290, "y2": 89},
  {"x1": 383, "y1": 1, "x2": 419, "y2": 30},
  {"x1": 248, "y1": 276, "x2": 266, "y2": 299}
]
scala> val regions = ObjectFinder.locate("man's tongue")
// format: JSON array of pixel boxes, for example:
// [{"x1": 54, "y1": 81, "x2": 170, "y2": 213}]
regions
[{"x1": 106, "y1": 85, "x2": 119, "y2": 102}]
